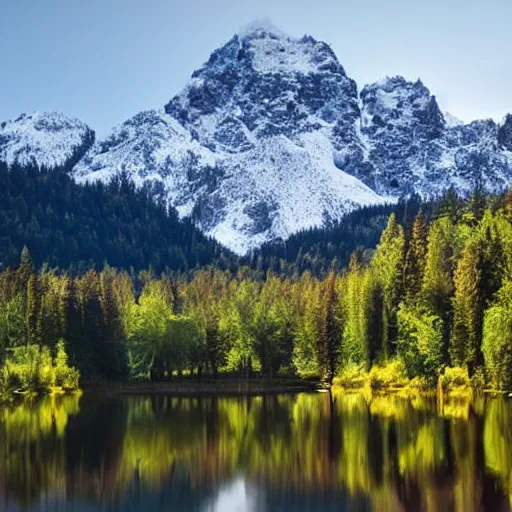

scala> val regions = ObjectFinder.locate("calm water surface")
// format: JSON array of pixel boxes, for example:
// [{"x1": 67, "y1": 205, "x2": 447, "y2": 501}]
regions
[{"x1": 1, "y1": 391, "x2": 512, "y2": 511}]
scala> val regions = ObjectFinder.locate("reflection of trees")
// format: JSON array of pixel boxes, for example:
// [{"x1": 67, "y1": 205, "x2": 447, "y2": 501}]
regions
[
  {"x1": 64, "y1": 394, "x2": 128, "y2": 506},
  {"x1": 484, "y1": 398, "x2": 512, "y2": 509},
  {"x1": 2, "y1": 393, "x2": 512, "y2": 511},
  {"x1": 0, "y1": 394, "x2": 81, "y2": 509}
]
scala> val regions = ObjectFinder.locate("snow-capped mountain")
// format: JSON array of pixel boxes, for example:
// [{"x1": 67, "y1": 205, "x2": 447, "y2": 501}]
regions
[
  {"x1": 0, "y1": 111, "x2": 94, "y2": 170},
  {"x1": 355, "y1": 76, "x2": 512, "y2": 196},
  {"x1": 73, "y1": 20, "x2": 388, "y2": 253},
  {"x1": 2, "y1": 20, "x2": 512, "y2": 254}
]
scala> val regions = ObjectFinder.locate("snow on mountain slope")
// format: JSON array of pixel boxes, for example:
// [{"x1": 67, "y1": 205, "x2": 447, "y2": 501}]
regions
[
  {"x1": 74, "y1": 22, "x2": 387, "y2": 254},
  {"x1": 4, "y1": 21, "x2": 512, "y2": 254},
  {"x1": 356, "y1": 76, "x2": 512, "y2": 196},
  {"x1": 74, "y1": 109, "x2": 384, "y2": 254},
  {"x1": 444, "y1": 112, "x2": 464, "y2": 127},
  {"x1": 0, "y1": 111, "x2": 94, "y2": 169}
]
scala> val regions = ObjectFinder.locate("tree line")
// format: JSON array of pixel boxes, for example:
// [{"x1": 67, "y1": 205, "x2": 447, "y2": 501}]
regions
[
  {"x1": 2, "y1": 189, "x2": 512, "y2": 392},
  {"x1": 0, "y1": 161, "x2": 234, "y2": 273}
]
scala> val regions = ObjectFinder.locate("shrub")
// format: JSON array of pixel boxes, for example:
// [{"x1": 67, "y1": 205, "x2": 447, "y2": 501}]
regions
[
  {"x1": 0, "y1": 341, "x2": 79, "y2": 397},
  {"x1": 408, "y1": 376, "x2": 437, "y2": 392},
  {"x1": 54, "y1": 340, "x2": 80, "y2": 390},
  {"x1": 369, "y1": 360, "x2": 408, "y2": 390},
  {"x1": 333, "y1": 364, "x2": 368, "y2": 389},
  {"x1": 396, "y1": 305, "x2": 444, "y2": 378},
  {"x1": 439, "y1": 367, "x2": 471, "y2": 396}
]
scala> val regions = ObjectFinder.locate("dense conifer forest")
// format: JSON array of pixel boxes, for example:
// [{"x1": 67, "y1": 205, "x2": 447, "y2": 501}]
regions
[
  {"x1": 245, "y1": 195, "x2": 434, "y2": 276},
  {"x1": 1, "y1": 179, "x2": 512, "y2": 396},
  {"x1": 0, "y1": 161, "x2": 233, "y2": 273}
]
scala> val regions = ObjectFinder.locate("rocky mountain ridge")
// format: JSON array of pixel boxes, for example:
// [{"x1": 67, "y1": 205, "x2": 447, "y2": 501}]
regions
[{"x1": 2, "y1": 20, "x2": 511, "y2": 253}]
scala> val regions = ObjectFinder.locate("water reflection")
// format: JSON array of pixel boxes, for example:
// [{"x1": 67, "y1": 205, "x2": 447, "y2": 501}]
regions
[{"x1": 1, "y1": 391, "x2": 512, "y2": 511}]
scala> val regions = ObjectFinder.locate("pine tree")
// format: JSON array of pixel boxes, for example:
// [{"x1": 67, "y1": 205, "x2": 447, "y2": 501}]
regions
[
  {"x1": 317, "y1": 272, "x2": 341, "y2": 384},
  {"x1": 450, "y1": 238, "x2": 482, "y2": 372},
  {"x1": 371, "y1": 214, "x2": 405, "y2": 359},
  {"x1": 421, "y1": 217, "x2": 455, "y2": 361},
  {"x1": 26, "y1": 274, "x2": 41, "y2": 346},
  {"x1": 17, "y1": 245, "x2": 34, "y2": 291},
  {"x1": 99, "y1": 269, "x2": 128, "y2": 380},
  {"x1": 404, "y1": 210, "x2": 428, "y2": 304}
]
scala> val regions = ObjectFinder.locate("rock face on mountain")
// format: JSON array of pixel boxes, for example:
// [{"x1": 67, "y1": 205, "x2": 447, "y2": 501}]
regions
[
  {"x1": 73, "y1": 21, "x2": 387, "y2": 254},
  {"x1": 356, "y1": 77, "x2": 512, "y2": 196},
  {"x1": 0, "y1": 111, "x2": 95, "y2": 170},
  {"x1": 499, "y1": 114, "x2": 512, "y2": 152},
  {"x1": 2, "y1": 20, "x2": 512, "y2": 253}
]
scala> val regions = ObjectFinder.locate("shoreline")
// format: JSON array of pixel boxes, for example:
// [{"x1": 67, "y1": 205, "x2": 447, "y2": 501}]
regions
[{"x1": 79, "y1": 378, "x2": 323, "y2": 397}]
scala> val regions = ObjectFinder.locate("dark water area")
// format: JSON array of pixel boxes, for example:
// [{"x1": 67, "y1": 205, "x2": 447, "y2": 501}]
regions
[{"x1": 1, "y1": 391, "x2": 512, "y2": 511}]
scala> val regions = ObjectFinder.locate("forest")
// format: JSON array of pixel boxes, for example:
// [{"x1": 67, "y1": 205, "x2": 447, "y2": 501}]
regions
[
  {"x1": 0, "y1": 161, "x2": 233, "y2": 273},
  {"x1": 2, "y1": 187, "x2": 512, "y2": 396}
]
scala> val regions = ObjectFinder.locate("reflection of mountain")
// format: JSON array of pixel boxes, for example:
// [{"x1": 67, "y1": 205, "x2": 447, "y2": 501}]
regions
[{"x1": 0, "y1": 393, "x2": 511, "y2": 510}]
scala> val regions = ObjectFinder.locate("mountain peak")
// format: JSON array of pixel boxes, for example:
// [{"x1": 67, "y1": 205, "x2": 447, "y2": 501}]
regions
[
  {"x1": 6, "y1": 24, "x2": 507, "y2": 255},
  {"x1": 237, "y1": 19, "x2": 290, "y2": 40},
  {"x1": 0, "y1": 111, "x2": 95, "y2": 169}
]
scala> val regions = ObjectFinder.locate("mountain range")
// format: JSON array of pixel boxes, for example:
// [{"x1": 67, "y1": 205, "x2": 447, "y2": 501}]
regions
[{"x1": 2, "y1": 19, "x2": 512, "y2": 254}]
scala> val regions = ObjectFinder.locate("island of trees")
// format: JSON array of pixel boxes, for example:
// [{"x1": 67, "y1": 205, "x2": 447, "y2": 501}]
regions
[{"x1": 2, "y1": 188, "x2": 512, "y2": 398}]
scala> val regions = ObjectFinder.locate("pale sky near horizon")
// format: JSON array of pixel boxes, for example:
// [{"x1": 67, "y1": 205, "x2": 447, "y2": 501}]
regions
[{"x1": 1, "y1": 0, "x2": 511, "y2": 137}]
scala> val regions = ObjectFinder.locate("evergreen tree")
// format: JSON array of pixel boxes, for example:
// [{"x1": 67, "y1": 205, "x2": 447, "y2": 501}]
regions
[
  {"x1": 99, "y1": 269, "x2": 129, "y2": 380},
  {"x1": 371, "y1": 214, "x2": 405, "y2": 359},
  {"x1": 450, "y1": 238, "x2": 483, "y2": 372},
  {"x1": 404, "y1": 210, "x2": 428, "y2": 304},
  {"x1": 17, "y1": 246, "x2": 34, "y2": 291},
  {"x1": 421, "y1": 217, "x2": 456, "y2": 361},
  {"x1": 26, "y1": 274, "x2": 41, "y2": 346},
  {"x1": 317, "y1": 272, "x2": 341, "y2": 384}
]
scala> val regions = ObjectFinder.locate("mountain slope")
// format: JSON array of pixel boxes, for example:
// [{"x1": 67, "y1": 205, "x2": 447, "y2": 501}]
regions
[
  {"x1": 0, "y1": 161, "x2": 233, "y2": 272},
  {"x1": 0, "y1": 111, "x2": 95, "y2": 170},
  {"x1": 356, "y1": 76, "x2": 512, "y2": 196},
  {"x1": 73, "y1": 21, "x2": 388, "y2": 254},
  {"x1": 2, "y1": 21, "x2": 512, "y2": 255}
]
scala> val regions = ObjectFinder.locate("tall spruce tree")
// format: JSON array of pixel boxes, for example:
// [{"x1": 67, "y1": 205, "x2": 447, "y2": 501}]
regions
[
  {"x1": 421, "y1": 217, "x2": 455, "y2": 361},
  {"x1": 26, "y1": 274, "x2": 41, "y2": 347},
  {"x1": 450, "y1": 238, "x2": 483, "y2": 372},
  {"x1": 371, "y1": 214, "x2": 405, "y2": 359},
  {"x1": 404, "y1": 210, "x2": 428, "y2": 304},
  {"x1": 99, "y1": 269, "x2": 129, "y2": 380},
  {"x1": 317, "y1": 272, "x2": 341, "y2": 384}
]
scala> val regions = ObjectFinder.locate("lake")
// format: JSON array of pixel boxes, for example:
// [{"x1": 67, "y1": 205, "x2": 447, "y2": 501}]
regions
[{"x1": 0, "y1": 391, "x2": 511, "y2": 511}]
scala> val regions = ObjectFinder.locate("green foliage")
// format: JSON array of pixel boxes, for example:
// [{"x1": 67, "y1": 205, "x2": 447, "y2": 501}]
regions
[
  {"x1": 450, "y1": 238, "x2": 483, "y2": 371},
  {"x1": 340, "y1": 263, "x2": 379, "y2": 369},
  {"x1": 397, "y1": 305, "x2": 444, "y2": 378},
  {"x1": 368, "y1": 360, "x2": 408, "y2": 391},
  {"x1": 292, "y1": 276, "x2": 321, "y2": 378},
  {"x1": 126, "y1": 277, "x2": 203, "y2": 379},
  {"x1": 333, "y1": 364, "x2": 368, "y2": 390},
  {"x1": 0, "y1": 342, "x2": 79, "y2": 396},
  {"x1": 54, "y1": 340, "x2": 80, "y2": 390},
  {"x1": 316, "y1": 272, "x2": 342, "y2": 383},
  {"x1": 482, "y1": 280, "x2": 512, "y2": 391},
  {"x1": 403, "y1": 210, "x2": 428, "y2": 304},
  {"x1": 3, "y1": 190, "x2": 512, "y2": 392},
  {"x1": 421, "y1": 217, "x2": 456, "y2": 316},
  {"x1": 439, "y1": 367, "x2": 471, "y2": 396},
  {"x1": 0, "y1": 294, "x2": 25, "y2": 362},
  {"x1": 248, "y1": 196, "x2": 430, "y2": 276},
  {"x1": 0, "y1": 162, "x2": 233, "y2": 273},
  {"x1": 127, "y1": 292, "x2": 171, "y2": 379},
  {"x1": 371, "y1": 213, "x2": 405, "y2": 359}
]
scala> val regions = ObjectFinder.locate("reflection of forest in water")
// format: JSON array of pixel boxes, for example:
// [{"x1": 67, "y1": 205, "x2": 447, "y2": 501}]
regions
[{"x1": 1, "y1": 392, "x2": 512, "y2": 511}]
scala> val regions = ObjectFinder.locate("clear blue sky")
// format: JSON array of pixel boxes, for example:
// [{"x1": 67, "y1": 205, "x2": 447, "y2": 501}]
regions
[{"x1": 2, "y1": 0, "x2": 511, "y2": 137}]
